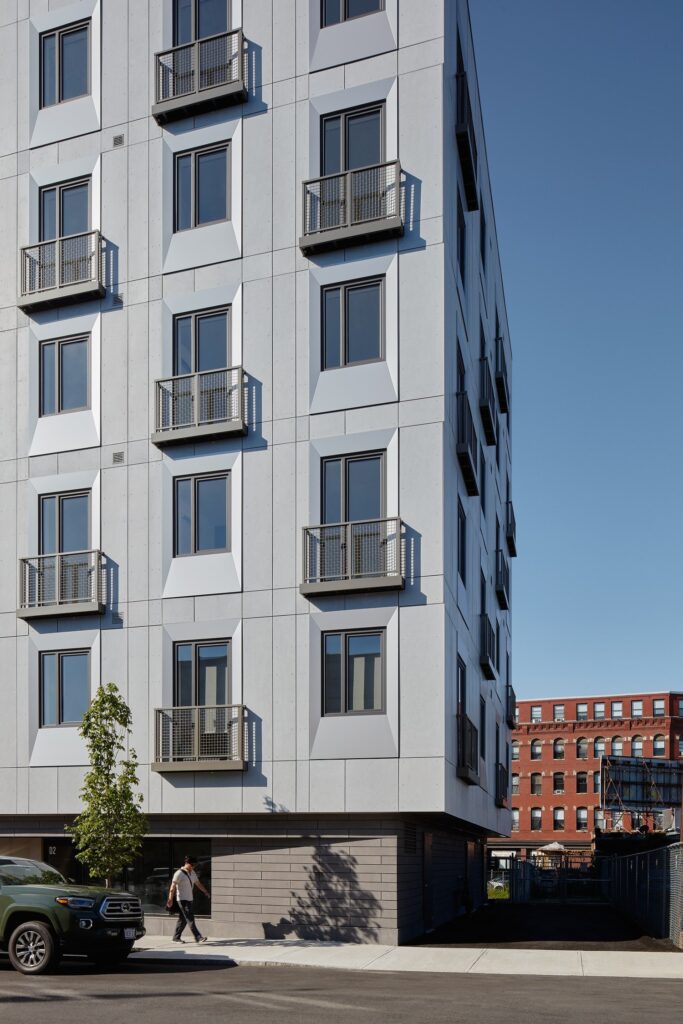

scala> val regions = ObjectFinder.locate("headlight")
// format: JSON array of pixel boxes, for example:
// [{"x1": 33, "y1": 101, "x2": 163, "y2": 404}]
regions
[{"x1": 55, "y1": 897, "x2": 96, "y2": 909}]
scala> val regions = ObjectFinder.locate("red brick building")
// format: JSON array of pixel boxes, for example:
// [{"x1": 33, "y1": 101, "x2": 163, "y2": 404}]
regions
[{"x1": 494, "y1": 691, "x2": 683, "y2": 855}]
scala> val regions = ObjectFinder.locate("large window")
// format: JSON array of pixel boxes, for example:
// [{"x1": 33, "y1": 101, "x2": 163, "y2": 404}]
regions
[
  {"x1": 611, "y1": 701, "x2": 623, "y2": 719},
  {"x1": 322, "y1": 452, "x2": 383, "y2": 524},
  {"x1": 530, "y1": 807, "x2": 542, "y2": 831},
  {"x1": 40, "y1": 336, "x2": 89, "y2": 416},
  {"x1": 479, "y1": 696, "x2": 486, "y2": 759},
  {"x1": 511, "y1": 739, "x2": 519, "y2": 761},
  {"x1": 322, "y1": 0, "x2": 383, "y2": 28},
  {"x1": 653, "y1": 734, "x2": 666, "y2": 757},
  {"x1": 576, "y1": 737, "x2": 588, "y2": 759},
  {"x1": 530, "y1": 705, "x2": 542, "y2": 723},
  {"x1": 322, "y1": 278, "x2": 383, "y2": 370},
  {"x1": 631, "y1": 699, "x2": 643, "y2": 717},
  {"x1": 576, "y1": 702, "x2": 588, "y2": 721},
  {"x1": 40, "y1": 21, "x2": 89, "y2": 108},
  {"x1": 174, "y1": 0, "x2": 228, "y2": 44},
  {"x1": 457, "y1": 193, "x2": 466, "y2": 287},
  {"x1": 40, "y1": 179, "x2": 90, "y2": 242},
  {"x1": 174, "y1": 641, "x2": 230, "y2": 706},
  {"x1": 173, "y1": 308, "x2": 230, "y2": 375},
  {"x1": 631, "y1": 734, "x2": 643, "y2": 757},
  {"x1": 530, "y1": 739, "x2": 542, "y2": 761},
  {"x1": 553, "y1": 807, "x2": 565, "y2": 832},
  {"x1": 530, "y1": 773, "x2": 542, "y2": 796},
  {"x1": 175, "y1": 145, "x2": 229, "y2": 231},
  {"x1": 553, "y1": 738, "x2": 565, "y2": 760},
  {"x1": 576, "y1": 772, "x2": 588, "y2": 794},
  {"x1": 593, "y1": 771, "x2": 601, "y2": 793},
  {"x1": 553, "y1": 771, "x2": 564, "y2": 794},
  {"x1": 511, "y1": 773, "x2": 519, "y2": 795},
  {"x1": 511, "y1": 808, "x2": 519, "y2": 832},
  {"x1": 322, "y1": 104, "x2": 383, "y2": 174},
  {"x1": 40, "y1": 650, "x2": 89, "y2": 727},
  {"x1": 323, "y1": 630, "x2": 383, "y2": 715},
  {"x1": 576, "y1": 807, "x2": 588, "y2": 832},
  {"x1": 611, "y1": 736, "x2": 623, "y2": 756},
  {"x1": 594, "y1": 736, "x2": 605, "y2": 759},
  {"x1": 594, "y1": 701, "x2": 605, "y2": 720},
  {"x1": 457, "y1": 499, "x2": 467, "y2": 585},
  {"x1": 40, "y1": 491, "x2": 89, "y2": 555},
  {"x1": 174, "y1": 472, "x2": 230, "y2": 556},
  {"x1": 553, "y1": 704, "x2": 565, "y2": 722},
  {"x1": 125, "y1": 839, "x2": 212, "y2": 917},
  {"x1": 653, "y1": 699, "x2": 666, "y2": 717}
]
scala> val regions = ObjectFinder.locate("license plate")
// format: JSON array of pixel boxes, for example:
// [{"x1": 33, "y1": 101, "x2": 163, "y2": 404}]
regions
[{"x1": 124, "y1": 928, "x2": 136, "y2": 940}]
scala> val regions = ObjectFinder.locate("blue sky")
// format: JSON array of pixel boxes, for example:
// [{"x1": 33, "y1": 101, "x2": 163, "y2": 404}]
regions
[{"x1": 469, "y1": 1, "x2": 683, "y2": 698}]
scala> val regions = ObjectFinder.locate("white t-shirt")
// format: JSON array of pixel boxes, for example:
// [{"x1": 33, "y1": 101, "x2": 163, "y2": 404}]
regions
[{"x1": 173, "y1": 867, "x2": 198, "y2": 902}]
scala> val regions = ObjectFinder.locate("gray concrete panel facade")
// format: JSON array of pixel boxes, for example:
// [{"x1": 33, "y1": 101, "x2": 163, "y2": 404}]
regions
[{"x1": 0, "y1": 0, "x2": 513, "y2": 942}]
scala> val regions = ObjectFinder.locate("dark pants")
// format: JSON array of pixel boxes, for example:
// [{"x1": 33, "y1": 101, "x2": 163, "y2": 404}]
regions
[{"x1": 174, "y1": 899, "x2": 201, "y2": 940}]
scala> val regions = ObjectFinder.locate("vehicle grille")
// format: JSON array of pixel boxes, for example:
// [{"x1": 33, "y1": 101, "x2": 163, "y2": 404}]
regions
[{"x1": 100, "y1": 895, "x2": 142, "y2": 920}]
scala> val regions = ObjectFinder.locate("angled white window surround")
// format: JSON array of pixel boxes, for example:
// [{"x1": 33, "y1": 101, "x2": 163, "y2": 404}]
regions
[
  {"x1": 161, "y1": 449, "x2": 242, "y2": 598},
  {"x1": 309, "y1": 606, "x2": 398, "y2": 759},
  {"x1": 27, "y1": 311, "x2": 101, "y2": 456},
  {"x1": 309, "y1": 0, "x2": 397, "y2": 72},
  {"x1": 161, "y1": 120, "x2": 243, "y2": 274},
  {"x1": 28, "y1": 0, "x2": 101, "y2": 149},
  {"x1": 160, "y1": 620, "x2": 243, "y2": 710},
  {"x1": 308, "y1": 254, "x2": 398, "y2": 413}
]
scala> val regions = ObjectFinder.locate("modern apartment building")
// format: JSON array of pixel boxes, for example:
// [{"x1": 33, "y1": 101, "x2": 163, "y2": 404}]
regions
[
  {"x1": 493, "y1": 693, "x2": 683, "y2": 857},
  {"x1": 0, "y1": 0, "x2": 515, "y2": 943}
]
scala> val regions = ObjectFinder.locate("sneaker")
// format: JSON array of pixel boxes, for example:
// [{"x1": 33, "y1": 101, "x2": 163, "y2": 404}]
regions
[
  {"x1": 172, "y1": 937, "x2": 185, "y2": 943},
  {"x1": 196, "y1": 935, "x2": 207, "y2": 944}
]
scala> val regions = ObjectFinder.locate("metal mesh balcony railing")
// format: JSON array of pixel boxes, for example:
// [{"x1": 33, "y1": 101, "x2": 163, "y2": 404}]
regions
[
  {"x1": 506, "y1": 683, "x2": 517, "y2": 729},
  {"x1": 155, "y1": 29, "x2": 244, "y2": 103},
  {"x1": 154, "y1": 705, "x2": 246, "y2": 766},
  {"x1": 458, "y1": 713, "x2": 479, "y2": 778},
  {"x1": 19, "y1": 550, "x2": 104, "y2": 611},
  {"x1": 20, "y1": 230, "x2": 102, "y2": 299},
  {"x1": 155, "y1": 367, "x2": 244, "y2": 434},
  {"x1": 496, "y1": 762, "x2": 509, "y2": 807},
  {"x1": 303, "y1": 517, "x2": 403, "y2": 587},
  {"x1": 302, "y1": 160, "x2": 402, "y2": 238}
]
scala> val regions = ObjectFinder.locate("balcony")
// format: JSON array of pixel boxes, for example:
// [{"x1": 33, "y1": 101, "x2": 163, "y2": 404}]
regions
[
  {"x1": 480, "y1": 613, "x2": 496, "y2": 680},
  {"x1": 495, "y1": 549, "x2": 510, "y2": 610},
  {"x1": 300, "y1": 517, "x2": 404, "y2": 597},
  {"x1": 506, "y1": 499, "x2": 517, "y2": 557},
  {"x1": 455, "y1": 72, "x2": 478, "y2": 211},
  {"x1": 152, "y1": 704, "x2": 246, "y2": 772},
  {"x1": 152, "y1": 367, "x2": 245, "y2": 446},
  {"x1": 18, "y1": 231, "x2": 105, "y2": 312},
  {"x1": 479, "y1": 357, "x2": 497, "y2": 446},
  {"x1": 299, "y1": 160, "x2": 403, "y2": 255},
  {"x1": 495, "y1": 336, "x2": 510, "y2": 414},
  {"x1": 456, "y1": 392, "x2": 479, "y2": 496},
  {"x1": 152, "y1": 29, "x2": 247, "y2": 125},
  {"x1": 17, "y1": 550, "x2": 105, "y2": 619},
  {"x1": 457, "y1": 712, "x2": 479, "y2": 785},
  {"x1": 495, "y1": 762, "x2": 509, "y2": 808},
  {"x1": 506, "y1": 684, "x2": 517, "y2": 729}
]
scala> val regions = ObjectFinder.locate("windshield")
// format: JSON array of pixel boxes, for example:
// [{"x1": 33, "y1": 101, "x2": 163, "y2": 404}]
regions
[{"x1": 0, "y1": 860, "x2": 68, "y2": 886}]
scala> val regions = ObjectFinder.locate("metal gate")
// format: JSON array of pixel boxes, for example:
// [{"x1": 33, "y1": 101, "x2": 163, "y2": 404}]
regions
[{"x1": 509, "y1": 854, "x2": 606, "y2": 903}]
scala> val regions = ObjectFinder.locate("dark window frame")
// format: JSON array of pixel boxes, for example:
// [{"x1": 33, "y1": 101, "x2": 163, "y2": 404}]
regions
[
  {"x1": 322, "y1": 628, "x2": 386, "y2": 717},
  {"x1": 479, "y1": 202, "x2": 486, "y2": 271},
  {"x1": 530, "y1": 772, "x2": 542, "y2": 797},
  {"x1": 320, "y1": 449, "x2": 385, "y2": 524},
  {"x1": 457, "y1": 498, "x2": 467, "y2": 585},
  {"x1": 173, "y1": 638, "x2": 232, "y2": 707},
  {"x1": 576, "y1": 772, "x2": 588, "y2": 794},
  {"x1": 39, "y1": 489, "x2": 91, "y2": 556},
  {"x1": 39, "y1": 20, "x2": 91, "y2": 109},
  {"x1": 39, "y1": 648, "x2": 90, "y2": 728},
  {"x1": 172, "y1": 305, "x2": 232, "y2": 375},
  {"x1": 321, "y1": 276, "x2": 385, "y2": 370},
  {"x1": 173, "y1": 0, "x2": 231, "y2": 46},
  {"x1": 174, "y1": 143, "x2": 231, "y2": 232},
  {"x1": 173, "y1": 471, "x2": 231, "y2": 557},
  {"x1": 457, "y1": 192, "x2": 466, "y2": 287},
  {"x1": 39, "y1": 177, "x2": 91, "y2": 241},
  {"x1": 320, "y1": 101, "x2": 385, "y2": 174},
  {"x1": 553, "y1": 771, "x2": 565, "y2": 794},
  {"x1": 39, "y1": 334, "x2": 91, "y2": 417},
  {"x1": 321, "y1": 0, "x2": 384, "y2": 29},
  {"x1": 479, "y1": 695, "x2": 486, "y2": 759}
]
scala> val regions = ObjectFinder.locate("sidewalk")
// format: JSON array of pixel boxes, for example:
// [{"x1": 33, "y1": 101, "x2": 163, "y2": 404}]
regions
[{"x1": 131, "y1": 936, "x2": 683, "y2": 979}]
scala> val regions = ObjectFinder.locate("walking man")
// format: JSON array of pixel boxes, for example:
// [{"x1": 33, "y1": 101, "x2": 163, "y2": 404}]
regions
[{"x1": 167, "y1": 854, "x2": 210, "y2": 943}]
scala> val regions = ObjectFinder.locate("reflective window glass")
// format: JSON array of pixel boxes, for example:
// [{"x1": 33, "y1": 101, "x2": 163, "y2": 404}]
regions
[
  {"x1": 61, "y1": 26, "x2": 89, "y2": 101},
  {"x1": 60, "y1": 652, "x2": 89, "y2": 723},
  {"x1": 347, "y1": 633, "x2": 381, "y2": 712}
]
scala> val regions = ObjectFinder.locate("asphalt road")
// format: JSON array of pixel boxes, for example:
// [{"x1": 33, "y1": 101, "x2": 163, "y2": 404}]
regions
[{"x1": 0, "y1": 959, "x2": 681, "y2": 1024}]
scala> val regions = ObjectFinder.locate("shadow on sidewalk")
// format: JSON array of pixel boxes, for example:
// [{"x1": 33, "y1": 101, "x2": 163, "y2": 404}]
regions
[{"x1": 409, "y1": 902, "x2": 682, "y2": 953}]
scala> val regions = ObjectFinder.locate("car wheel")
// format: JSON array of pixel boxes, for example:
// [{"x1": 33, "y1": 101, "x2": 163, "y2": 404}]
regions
[{"x1": 8, "y1": 921, "x2": 59, "y2": 975}]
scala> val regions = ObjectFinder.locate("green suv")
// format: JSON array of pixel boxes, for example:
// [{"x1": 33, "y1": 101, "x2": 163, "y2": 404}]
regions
[{"x1": 0, "y1": 857, "x2": 145, "y2": 975}]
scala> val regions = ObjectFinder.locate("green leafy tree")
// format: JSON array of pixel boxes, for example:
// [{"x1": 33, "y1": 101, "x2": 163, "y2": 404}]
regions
[{"x1": 67, "y1": 683, "x2": 147, "y2": 888}]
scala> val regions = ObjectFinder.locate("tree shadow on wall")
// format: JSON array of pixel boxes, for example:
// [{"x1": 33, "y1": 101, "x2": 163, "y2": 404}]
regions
[{"x1": 263, "y1": 838, "x2": 382, "y2": 943}]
